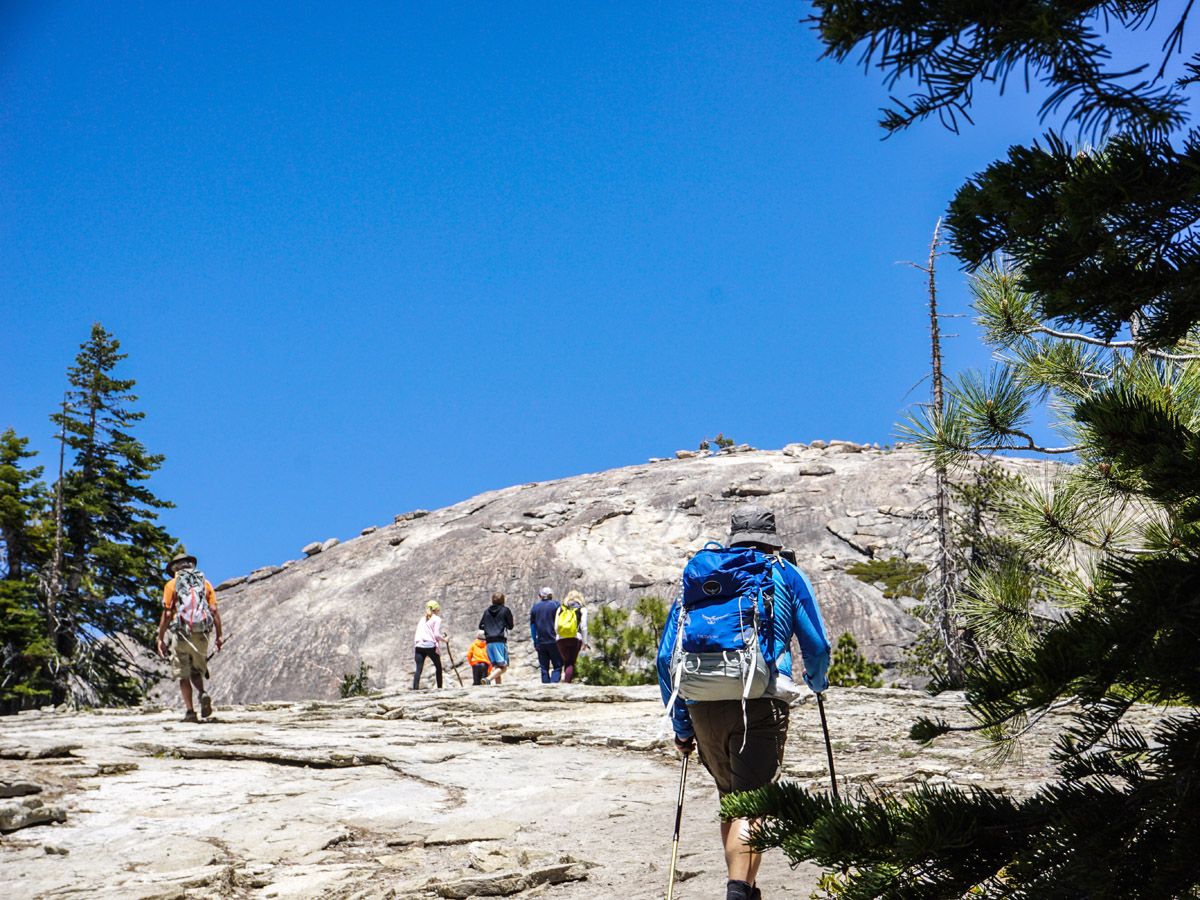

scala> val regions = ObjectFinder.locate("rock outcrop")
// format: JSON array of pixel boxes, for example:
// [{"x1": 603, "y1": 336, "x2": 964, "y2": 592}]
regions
[{"x1": 206, "y1": 446, "x2": 1057, "y2": 702}]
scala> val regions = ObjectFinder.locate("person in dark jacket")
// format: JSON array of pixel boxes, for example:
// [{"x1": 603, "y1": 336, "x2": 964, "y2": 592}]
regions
[
  {"x1": 529, "y1": 586, "x2": 563, "y2": 683},
  {"x1": 479, "y1": 592, "x2": 514, "y2": 684}
]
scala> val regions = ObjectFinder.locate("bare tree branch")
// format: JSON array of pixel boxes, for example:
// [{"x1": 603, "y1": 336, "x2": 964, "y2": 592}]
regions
[{"x1": 1031, "y1": 325, "x2": 1200, "y2": 360}]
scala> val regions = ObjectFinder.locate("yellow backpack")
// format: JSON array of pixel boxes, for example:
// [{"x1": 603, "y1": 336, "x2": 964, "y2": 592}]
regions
[{"x1": 555, "y1": 604, "x2": 580, "y2": 639}]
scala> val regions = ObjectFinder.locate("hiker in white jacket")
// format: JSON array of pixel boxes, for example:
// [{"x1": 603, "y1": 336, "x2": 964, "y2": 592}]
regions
[{"x1": 412, "y1": 600, "x2": 449, "y2": 689}]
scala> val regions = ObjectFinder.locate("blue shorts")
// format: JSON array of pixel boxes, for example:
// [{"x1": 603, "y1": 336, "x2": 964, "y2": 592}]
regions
[{"x1": 486, "y1": 642, "x2": 509, "y2": 666}]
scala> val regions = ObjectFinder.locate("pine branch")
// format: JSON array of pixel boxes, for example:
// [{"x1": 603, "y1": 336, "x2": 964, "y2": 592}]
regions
[
  {"x1": 1156, "y1": 0, "x2": 1197, "y2": 82},
  {"x1": 912, "y1": 698, "x2": 1076, "y2": 743}
]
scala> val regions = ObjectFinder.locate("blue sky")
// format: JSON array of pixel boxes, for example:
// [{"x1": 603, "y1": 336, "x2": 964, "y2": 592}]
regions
[{"x1": 1, "y1": 3, "x2": 1182, "y2": 581}]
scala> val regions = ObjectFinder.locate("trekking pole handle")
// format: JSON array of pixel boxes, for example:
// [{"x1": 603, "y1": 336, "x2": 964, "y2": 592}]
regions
[
  {"x1": 673, "y1": 751, "x2": 690, "y2": 833},
  {"x1": 206, "y1": 632, "x2": 231, "y2": 662}
]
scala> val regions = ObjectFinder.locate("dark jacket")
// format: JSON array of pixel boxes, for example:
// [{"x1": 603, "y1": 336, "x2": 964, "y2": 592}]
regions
[
  {"x1": 479, "y1": 604, "x2": 514, "y2": 643},
  {"x1": 529, "y1": 598, "x2": 559, "y2": 644}
]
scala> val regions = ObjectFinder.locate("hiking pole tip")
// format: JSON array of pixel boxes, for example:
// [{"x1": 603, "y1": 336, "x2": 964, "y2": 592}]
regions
[
  {"x1": 666, "y1": 750, "x2": 690, "y2": 900},
  {"x1": 816, "y1": 691, "x2": 840, "y2": 802}
]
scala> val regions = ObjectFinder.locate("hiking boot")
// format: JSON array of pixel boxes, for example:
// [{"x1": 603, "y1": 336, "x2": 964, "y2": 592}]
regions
[
  {"x1": 182, "y1": 710, "x2": 199, "y2": 723},
  {"x1": 727, "y1": 880, "x2": 754, "y2": 900},
  {"x1": 199, "y1": 693, "x2": 212, "y2": 719}
]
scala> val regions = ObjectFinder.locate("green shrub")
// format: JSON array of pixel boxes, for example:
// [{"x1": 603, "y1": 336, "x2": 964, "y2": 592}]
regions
[
  {"x1": 338, "y1": 661, "x2": 371, "y2": 698},
  {"x1": 698, "y1": 432, "x2": 735, "y2": 451},
  {"x1": 575, "y1": 655, "x2": 652, "y2": 686},
  {"x1": 845, "y1": 557, "x2": 927, "y2": 599},
  {"x1": 577, "y1": 596, "x2": 667, "y2": 686},
  {"x1": 826, "y1": 632, "x2": 884, "y2": 688}
]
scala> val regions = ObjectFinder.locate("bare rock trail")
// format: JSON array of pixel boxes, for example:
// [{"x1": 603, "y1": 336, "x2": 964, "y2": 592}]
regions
[{"x1": 1, "y1": 685, "x2": 1164, "y2": 900}]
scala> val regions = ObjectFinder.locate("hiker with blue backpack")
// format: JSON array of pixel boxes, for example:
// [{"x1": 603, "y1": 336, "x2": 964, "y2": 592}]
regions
[{"x1": 657, "y1": 505, "x2": 831, "y2": 900}]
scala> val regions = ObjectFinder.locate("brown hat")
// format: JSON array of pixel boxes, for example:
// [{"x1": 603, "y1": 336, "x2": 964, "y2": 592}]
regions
[
  {"x1": 729, "y1": 505, "x2": 783, "y2": 549},
  {"x1": 166, "y1": 551, "x2": 197, "y2": 575}
]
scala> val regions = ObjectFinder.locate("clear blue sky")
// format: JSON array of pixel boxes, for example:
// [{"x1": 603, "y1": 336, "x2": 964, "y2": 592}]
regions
[{"x1": 1, "y1": 3, "x2": 1178, "y2": 582}]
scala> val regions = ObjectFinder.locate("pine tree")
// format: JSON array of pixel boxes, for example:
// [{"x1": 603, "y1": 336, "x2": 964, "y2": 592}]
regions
[
  {"x1": 44, "y1": 324, "x2": 178, "y2": 707},
  {"x1": 0, "y1": 429, "x2": 49, "y2": 581},
  {"x1": 947, "y1": 461, "x2": 1046, "y2": 663},
  {"x1": 0, "y1": 429, "x2": 53, "y2": 712},
  {"x1": 576, "y1": 598, "x2": 666, "y2": 686},
  {"x1": 724, "y1": 6, "x2": 1200, "y2": 896}
]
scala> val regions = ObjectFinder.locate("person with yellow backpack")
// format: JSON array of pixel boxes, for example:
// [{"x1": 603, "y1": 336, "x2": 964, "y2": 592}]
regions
[{"x1": 554, "y1": 590, "x2": 589, "y2": 683}]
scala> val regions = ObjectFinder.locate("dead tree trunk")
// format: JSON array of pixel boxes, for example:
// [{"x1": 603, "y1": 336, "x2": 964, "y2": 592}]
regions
[
  {"x1": 925, "y1": 220, "x2": 963, "y2": 685},
  {"x1": 45, "y1": 395, "x2": 70, "y2": 705}
]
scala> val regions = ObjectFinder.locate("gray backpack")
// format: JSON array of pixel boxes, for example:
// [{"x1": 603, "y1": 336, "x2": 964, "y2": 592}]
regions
[{"x1": 173, "y1": 569, "x2": 214, "y2": 634}]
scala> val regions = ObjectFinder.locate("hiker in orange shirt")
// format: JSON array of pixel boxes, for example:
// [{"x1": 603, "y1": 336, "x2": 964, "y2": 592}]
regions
[
  {"x1": 156, "y1": 551, "x2": 223, "y2": 723},
  {"x1": 467, "y1": 630, "x2": 491, "y2": 685}
]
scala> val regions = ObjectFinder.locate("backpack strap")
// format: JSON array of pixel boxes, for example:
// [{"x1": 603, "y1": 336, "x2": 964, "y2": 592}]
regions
[
  {"x1": 172, "y1": 576, "x2": 191, "y2": 632},
  {"x1": 738, "y1": 553, "x2": 783, "y2": 751},
  {"x1": 186, "y1": 579, "x2": 198, "y2": 630},
  {"x1": 763, "y1": 554, "x2": 781, "y2": 648},
  {"x1": 736, "y1": 585, "x2": 764, "y2": 752}
]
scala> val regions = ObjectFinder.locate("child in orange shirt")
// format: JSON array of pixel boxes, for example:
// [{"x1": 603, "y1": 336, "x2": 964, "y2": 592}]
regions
[{"x1": 466, "y1": 630, "x2": 491, "y2": 686}]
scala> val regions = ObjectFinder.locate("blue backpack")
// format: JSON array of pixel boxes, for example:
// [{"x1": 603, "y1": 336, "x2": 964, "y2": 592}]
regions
[{"x1": 667, "y1": 543, "x2": 780, "y2": 702}]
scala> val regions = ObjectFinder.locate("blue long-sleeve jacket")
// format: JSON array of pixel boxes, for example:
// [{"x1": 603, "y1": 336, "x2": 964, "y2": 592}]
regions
[
  {"x1": 529, "y1": 598, "x2": 559, "y2": 644},
  {"x1": 656, "y1": 551, "x2": 831, "y2": 740}
]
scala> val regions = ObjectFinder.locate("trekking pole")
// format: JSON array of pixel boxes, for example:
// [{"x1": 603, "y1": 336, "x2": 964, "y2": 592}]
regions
[
  {"x1": 816, "y1": 692, "x2": 840, "y2": 801},
  {"x1": 174, "y1": 629, "x2": 222, "y2": 663},
  {"x1": 206, "y1": 633, "x2": 232, "y2": 663},
  {"x1": 443, "y1": 641, "x2": 465, "y2": 687},
  {"x1": 666, "y1": 751, "x2": 690, "y2": 900}
]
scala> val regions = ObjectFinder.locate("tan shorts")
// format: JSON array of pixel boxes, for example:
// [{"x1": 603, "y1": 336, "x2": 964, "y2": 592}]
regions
[
  {"x1": 690, "y1": 698, "x2": 789, "y2": 797},
  {"x1": 171, "y1": 631, "x2": 210, "y2": 680}
]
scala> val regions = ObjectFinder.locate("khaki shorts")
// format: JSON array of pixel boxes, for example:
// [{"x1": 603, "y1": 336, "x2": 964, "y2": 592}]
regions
[
  {"x1": 690, "y1": 698, "x2": 789, "y2": 797},
  {"x1": 171, "y1": 631, "x2": 210, "y2": 680}
]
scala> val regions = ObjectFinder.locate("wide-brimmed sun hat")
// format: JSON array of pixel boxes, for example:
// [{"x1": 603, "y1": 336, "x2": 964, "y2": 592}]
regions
[
  {"x1": 166, "y1": 551, "x2": 197, "y2": 575},
  {"x1": 729, "y1": 505, "x2": 783, "y2": 549}
]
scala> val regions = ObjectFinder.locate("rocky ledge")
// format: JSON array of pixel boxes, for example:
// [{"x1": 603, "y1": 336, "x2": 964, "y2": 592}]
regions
[{"x1": 0, "y1": 686, "x2": 1162, "y2": 899}]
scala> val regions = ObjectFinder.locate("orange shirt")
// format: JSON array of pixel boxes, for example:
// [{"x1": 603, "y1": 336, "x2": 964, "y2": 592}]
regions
[
  {"x1": 466, "y1": 639, "x2": 490, "y2": 667},
  {"x1": 163, "y1": 576, "x2": 218, "y2": 611}
]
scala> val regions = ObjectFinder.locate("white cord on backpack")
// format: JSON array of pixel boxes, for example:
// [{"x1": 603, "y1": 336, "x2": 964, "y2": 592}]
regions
[
  {"x1": 738, "y1": 586, "x2": 761, "y2": 753},
  {"x1": 663, "y1": 597, "x2": 689, "y2": 738}
]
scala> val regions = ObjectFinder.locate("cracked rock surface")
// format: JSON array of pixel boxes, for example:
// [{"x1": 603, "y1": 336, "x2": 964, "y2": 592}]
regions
[{"x1": 1, "y1": 684, "x2": 1163, "y2": 899}]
